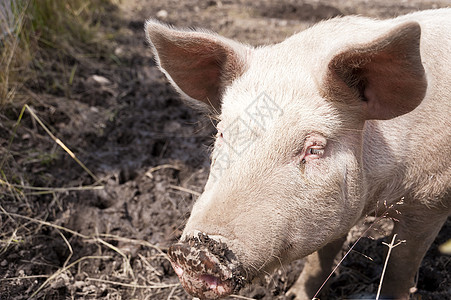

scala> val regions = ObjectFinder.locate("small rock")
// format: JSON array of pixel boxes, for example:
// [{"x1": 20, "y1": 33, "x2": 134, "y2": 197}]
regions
[
  {"x1": 156, "y1": 10, "x2": 168, "y2": 19},
  {"x1": 1, "y1": 259, "x2": 7, "y2": 267},
  {"x1": 74, "y1": 280, "x2": 86, "y2": 289},
  {"x1": 91, "y1": 75, "x2": 111, "y2": 85},
  {"x1": 114, "y1": 47, "x2": 124, "y2": 56},
  {"x1": 164, "y1": 120, "x2": 181, "y2": 133}
]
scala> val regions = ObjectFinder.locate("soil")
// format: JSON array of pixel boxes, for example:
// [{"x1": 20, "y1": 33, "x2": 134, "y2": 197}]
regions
[{"x1": 1, "y1": 0, "x2": 450, "y2": 299}]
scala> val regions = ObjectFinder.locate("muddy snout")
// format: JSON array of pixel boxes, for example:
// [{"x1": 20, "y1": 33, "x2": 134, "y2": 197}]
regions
[{"x1": 168, "y1": 233, "x2": 246, "y2": 299}]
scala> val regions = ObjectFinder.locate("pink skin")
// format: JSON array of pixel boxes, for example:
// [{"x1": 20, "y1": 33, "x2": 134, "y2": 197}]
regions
[{"x1": 171, "y1": 261, "x2": 231, "y2": 299}]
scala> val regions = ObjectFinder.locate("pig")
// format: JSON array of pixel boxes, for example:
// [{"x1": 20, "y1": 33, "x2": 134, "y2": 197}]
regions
[{"x1": 145, "y1": 8, "x2": 451, "y2": 300}]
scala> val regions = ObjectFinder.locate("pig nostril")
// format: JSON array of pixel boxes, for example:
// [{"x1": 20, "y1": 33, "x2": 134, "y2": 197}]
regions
[{"x1": 200, "y1": 274, "x2": 220, "y2": 289}]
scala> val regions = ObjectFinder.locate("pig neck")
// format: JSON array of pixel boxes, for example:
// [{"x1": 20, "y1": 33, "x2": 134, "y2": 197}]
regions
[
  {"x1": 362, "y1": 118, "x2": 423, "y2": 215},
  {"x1": 362, "y1": 108, "x2": 450, "y2": 216}
]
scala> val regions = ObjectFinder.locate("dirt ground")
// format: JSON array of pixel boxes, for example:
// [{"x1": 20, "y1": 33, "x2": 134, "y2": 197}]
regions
[{"x1": 1, "y1": 0, "x2": 450, "y2": 299}]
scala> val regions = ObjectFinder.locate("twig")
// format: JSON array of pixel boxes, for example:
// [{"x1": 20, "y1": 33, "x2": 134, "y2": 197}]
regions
[
  {"x1": 24, "y1": 104, "x2": 100, "y2": 183},
  {"x1": 167, "y1": 285, "x2": 177, "y2": 299},
  {"x1": 0, "y1": 178, "x2": 104, "y2": 195},
  {"x1": 98, "y1": 233, "x2": 168, "y2": 257},
  {"x1": 229, "y1": 295, "x2": 256, "y2": 300},
  {"x1": 0, "y1": 275, "x2": 49, "y2": 282},
  {"x1": 168, "y1": 185, "x2": 201, "y2": 197},
  {"x1": 0, "y1": 204, "x2": 17, "y2": 224},
  {"x1": 145, "y1": 164, "x2": 180, "y2": 179},
  {"x1": 0, "y1": 228, "x2": 19, "y2": 255},
  {"x1": 376, "y1": 234, "x2": 405, "y2": 300},
  {"x1": 57, "y1": 229, "x2": 73, "y2": 270},
  {"x1": 86, "y1": 277, "x2": 179, "y2": 289},
  {"x1": 94, "y1": 236, "x2": 136, "y2": 280}
]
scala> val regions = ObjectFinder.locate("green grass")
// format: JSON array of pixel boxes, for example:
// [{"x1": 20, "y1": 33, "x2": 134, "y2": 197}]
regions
[{"x1": 0, "y1": 0, "x2": 114, "y2": 107}]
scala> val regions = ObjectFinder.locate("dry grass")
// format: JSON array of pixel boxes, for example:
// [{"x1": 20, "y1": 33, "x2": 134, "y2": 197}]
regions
[
  {"x1": 0, "y1": 209, "x2": 179, "y2": 298},
  {"x1": 0, "y1": 102, "x2": 179, "y2": 295},
  {"x1": 0, "y1": 89, "x2": 184, "y2": 298},
  {"x1": 0, "y1": 0, "x2": 114, "y2": 233},
  {"x1": 0, "y1": 2, "x2": 163, "y2": 298}
]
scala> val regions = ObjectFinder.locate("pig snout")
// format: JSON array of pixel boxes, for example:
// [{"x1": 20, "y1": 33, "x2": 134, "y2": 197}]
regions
[{"x1": 168, "y1": 233, "x2": 246, "y2": 299}]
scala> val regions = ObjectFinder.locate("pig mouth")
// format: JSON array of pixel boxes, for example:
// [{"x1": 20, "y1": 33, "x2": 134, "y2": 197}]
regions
[{"x1": 168, "y1": 233, "x2": 247, "y2": 299}]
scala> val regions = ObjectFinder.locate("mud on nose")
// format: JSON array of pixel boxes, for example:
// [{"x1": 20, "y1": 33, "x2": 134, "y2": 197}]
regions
[{"x1": 168, "y1": 233, "x2": 246, "y2": 299}]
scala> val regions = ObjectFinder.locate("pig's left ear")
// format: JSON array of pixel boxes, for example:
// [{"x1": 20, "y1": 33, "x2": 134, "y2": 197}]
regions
[
  {"x1": 323, "y1": 21, "x2": 427, "y2": 120},
  {"x1": 145, "y1": 20, "x2": 249, "y2": 111}
]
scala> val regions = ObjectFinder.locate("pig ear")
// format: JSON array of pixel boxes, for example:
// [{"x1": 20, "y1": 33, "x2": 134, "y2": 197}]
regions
[
  {"x1": 324, "y1": 22, "x2": 427, "y2": 120},
  {"x1": 145, "y1": 20, "x2": 249, "y2": 111}
]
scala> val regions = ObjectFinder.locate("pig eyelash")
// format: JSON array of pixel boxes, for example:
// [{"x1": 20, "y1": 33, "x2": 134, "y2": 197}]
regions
[
  {"x1": 300, "y1": 144, "x2": 325, "y2": 165},
  {"x1": 308, "y1": 147, "x2": 324, "y2": 156}
]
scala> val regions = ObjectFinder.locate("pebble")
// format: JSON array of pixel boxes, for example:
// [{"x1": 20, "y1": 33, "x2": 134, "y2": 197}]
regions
[
  {"x1": 90, "y1": 75, "x2": 111, "y2": 85},
  {"x1": 156, "y1": 10, "x2": 168, "y2": 19},
  {"x1": 114, "y1": 47, "x2": 123, "y2": 56}
]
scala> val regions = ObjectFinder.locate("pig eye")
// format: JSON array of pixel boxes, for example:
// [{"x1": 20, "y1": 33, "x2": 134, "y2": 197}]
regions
[
  {"x1": 301, "y1": 145, "x2": 325, "y2": 164},
  {"x1": 308, "y1": 147, "x2": 324, "y2": 156},
  {"x1": 299, "y1": 134, "x2": 327, "y2": 167}
]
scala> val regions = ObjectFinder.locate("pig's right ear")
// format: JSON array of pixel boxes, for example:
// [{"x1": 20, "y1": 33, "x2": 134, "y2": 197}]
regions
[
  {"x1": 145, "y1": 20, "x2": 249, "y2": 111},
  {"x1": 323, "y1": 21, "x2": 427, "y2": 120}
]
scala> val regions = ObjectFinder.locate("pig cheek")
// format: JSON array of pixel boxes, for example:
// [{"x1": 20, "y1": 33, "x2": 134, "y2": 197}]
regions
[
  {"x1": 298, "y1": 155, "x2": 363, "y2": 235},
  {"x1": 235, "y1": 210, "x2": 300, "y2": 273}
]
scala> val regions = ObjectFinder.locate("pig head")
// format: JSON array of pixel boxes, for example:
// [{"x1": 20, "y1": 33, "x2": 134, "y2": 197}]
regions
[{"x1": 146, "y1": 9, "x2": 451, "y2": 300}]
